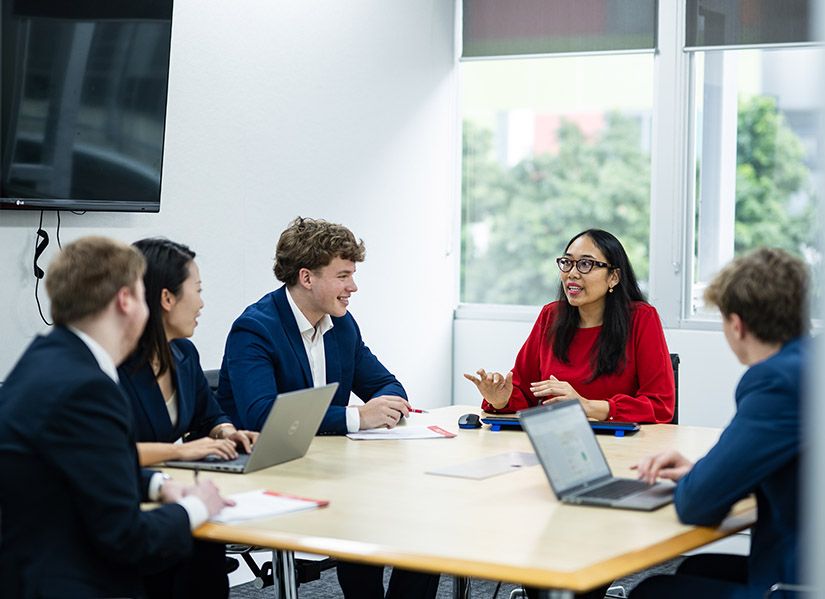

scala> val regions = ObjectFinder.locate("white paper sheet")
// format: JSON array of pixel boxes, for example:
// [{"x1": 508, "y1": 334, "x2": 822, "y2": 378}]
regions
[
  {"x1": 426, "y1": 451, "x2": 539, "y2": 480},
  {"x1": 211, "y1": 489, "x2": 328, "y2": 523},
  {"x1": 346, "y1": 425, "x2": 456, "y2": 441}
]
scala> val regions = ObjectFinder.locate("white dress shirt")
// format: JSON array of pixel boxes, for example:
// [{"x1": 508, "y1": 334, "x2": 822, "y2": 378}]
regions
[
  {"x1": 285, "y1": 287, "x2": 361, "y2": 432},
  {"x1": 69, "y1": 326, "x2": 208, "y2": 530}
]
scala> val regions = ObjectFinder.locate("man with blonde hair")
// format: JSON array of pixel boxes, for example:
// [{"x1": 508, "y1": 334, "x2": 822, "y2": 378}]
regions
[
  {"x1": 217, "y1": 216, "x2": 413, "y2": 434},
  {"x1": 217, "y1": 217, "x2": 439, "y2": 598},
  {"x1": 0, "y1": 236, "x2": 231, "y2": 598},
  {"x1": 632, "y1": 247, "x2": 807, "y2": 597}
]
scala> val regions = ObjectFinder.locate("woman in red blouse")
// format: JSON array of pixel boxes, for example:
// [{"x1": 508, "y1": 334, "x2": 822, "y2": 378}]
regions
[{"x1": 465, "y1": 229, "x2": 675, "y2": 423}]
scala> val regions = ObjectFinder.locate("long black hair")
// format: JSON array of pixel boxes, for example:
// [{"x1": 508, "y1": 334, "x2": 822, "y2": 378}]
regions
[
  {"x1": 549, "y1": 229, "x2": 645, "y2": 381},
  {"x1": 132, "y1": 238, "x2": 196, "y2": 377}
]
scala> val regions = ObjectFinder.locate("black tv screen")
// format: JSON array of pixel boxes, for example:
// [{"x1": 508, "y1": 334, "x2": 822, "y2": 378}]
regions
[{"x1": 0, "y1": 0, "x2": 173, "y2": 212}]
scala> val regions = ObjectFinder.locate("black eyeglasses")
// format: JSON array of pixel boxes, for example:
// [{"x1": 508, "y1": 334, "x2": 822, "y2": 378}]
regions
[{"x1": 556, "y1": 257, "x2": 614, "y2": 274}]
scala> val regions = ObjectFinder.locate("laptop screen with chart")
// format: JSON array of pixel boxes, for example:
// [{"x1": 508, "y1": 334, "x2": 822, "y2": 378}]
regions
[
  {"x1": 522, "y1": 402, "x2": 611, "y2": 495},
  {"x1": 521, "y1": 401, "x2": 673, "y2": 511}
]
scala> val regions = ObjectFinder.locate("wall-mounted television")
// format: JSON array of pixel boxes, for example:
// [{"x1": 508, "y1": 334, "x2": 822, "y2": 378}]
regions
[{"x1": 0, "y1": 0, "x2": 173, "y2": 213}]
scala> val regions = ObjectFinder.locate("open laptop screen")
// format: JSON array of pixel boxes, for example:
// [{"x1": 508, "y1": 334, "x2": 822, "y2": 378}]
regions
[{"x1": 521, "y1": 401, "x2": 611, "y2": 495}]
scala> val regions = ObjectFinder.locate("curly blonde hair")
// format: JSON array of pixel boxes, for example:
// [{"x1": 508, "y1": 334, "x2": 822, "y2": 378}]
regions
[
  {"x1": 273, "y1": 217, "x2": 365, "y2": 285},
  {"x1": 704, "y1": 247, "x2": 809, "y2": 343}
]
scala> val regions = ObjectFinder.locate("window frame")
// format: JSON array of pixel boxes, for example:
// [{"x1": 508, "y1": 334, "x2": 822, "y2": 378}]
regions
[{"x1": 456, "y1": 0, "x2": 820, "y2": 331}]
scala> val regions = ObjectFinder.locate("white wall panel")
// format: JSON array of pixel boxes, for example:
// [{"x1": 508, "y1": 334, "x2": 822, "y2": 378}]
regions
[{"x1": 0, "y1": 0, "x2": 458, "y2": 410}]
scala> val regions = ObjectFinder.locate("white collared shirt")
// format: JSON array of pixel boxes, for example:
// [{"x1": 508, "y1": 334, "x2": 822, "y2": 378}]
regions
[
  {"x1": 67, "y1": 326, "x2": 208, "y2": 529},
  {"x1": 69, "y1": 326, "x2": 119, "y2": 383},
  {"x1": 285, "y1": 287, "x2": 361, "y2": 432}
]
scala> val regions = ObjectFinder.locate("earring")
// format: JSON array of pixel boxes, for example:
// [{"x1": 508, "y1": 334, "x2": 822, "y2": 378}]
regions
[{"x1": 608, "y1": 287, "x2": 614, "y2": 294}]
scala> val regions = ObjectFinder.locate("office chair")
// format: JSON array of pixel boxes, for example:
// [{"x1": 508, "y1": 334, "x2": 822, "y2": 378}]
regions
[
  {"x1": 202, "y1": 369, "x2": 337, "y2": 590},
  {"x1": 670, "y1": 353, "x2": 680, "y2": 425},
  {"x1": 203, "y1": 368, "x2": 220, "y2": 393}
]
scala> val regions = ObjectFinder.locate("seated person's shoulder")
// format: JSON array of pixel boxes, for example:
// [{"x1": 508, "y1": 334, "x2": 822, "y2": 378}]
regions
[
  {"x1": 542, "y1": 301, "x2": 560, "y2": 314},
  {"x1": 737, "y1": 340, "x2": 805, "y2": 415},
  {"x1": 746, "y1": 338, "x2": 805, "y2": 379},
  {"x1": 631, "y1": 301, "x2": 659, "y2": 319},
  {"x1": 231, "y1": 293, "x2": 281, "y2": 332},
  {"x1": 171, "y1": 337, "x2": 198, "y2": 357},
  {"x1": 536, "y1": 300, "x2": 560, "y2": 323},
  {"x1": 627, "y1": 302, "x2": 665, "y2": 332}
]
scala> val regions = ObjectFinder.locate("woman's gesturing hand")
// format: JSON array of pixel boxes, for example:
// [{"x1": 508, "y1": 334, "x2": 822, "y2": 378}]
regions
[{"x1": 463, "y1": 369, "x2": 513, "y2": 410}]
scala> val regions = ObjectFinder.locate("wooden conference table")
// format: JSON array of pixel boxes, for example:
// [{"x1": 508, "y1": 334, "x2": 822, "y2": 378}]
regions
[{"x1": 187, "y1": 405, "x2": 755, "y2": 598}]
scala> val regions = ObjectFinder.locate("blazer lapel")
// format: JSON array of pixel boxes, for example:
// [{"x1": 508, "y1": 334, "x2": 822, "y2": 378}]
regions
[
  {"x1": 131, "y1": 362, "x2": 175, "y2": 442},
  {"x1": 273, "y1": 287, "x2": 313, "y2": 387},
  {"x1": 170, "y1": 343, "x2": 190, "y2": 439},
  {"x1": 324, "y1": 326, "x2": 341, "y2": 386}
]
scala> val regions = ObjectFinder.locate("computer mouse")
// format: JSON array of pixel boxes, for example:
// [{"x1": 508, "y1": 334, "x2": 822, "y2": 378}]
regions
[{"x1": 458, "y1": 413, "x2": 482, "y2": 429}]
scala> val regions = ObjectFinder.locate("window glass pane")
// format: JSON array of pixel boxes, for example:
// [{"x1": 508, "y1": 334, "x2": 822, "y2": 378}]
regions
[
  {"x1": 463, "y1": 0, "x2": 656, "y2": 58},
  {"x1": 685, "y1": 0, "x2": 814, "y2": 49},
  {"x1": 691, "y1": 47, "x2": 822, "y2": 316},
  {"x1": 461, "y1": 55, "x2": 654, "y2": 305}
]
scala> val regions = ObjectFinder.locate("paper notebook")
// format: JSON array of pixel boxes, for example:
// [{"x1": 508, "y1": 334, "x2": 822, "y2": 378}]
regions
[
  {"x1": 211, "y1": 489, "x2": 329, "y2": 524},
  {"x1": 346, "y1": 425, "x2": 456, "y2": 441}
]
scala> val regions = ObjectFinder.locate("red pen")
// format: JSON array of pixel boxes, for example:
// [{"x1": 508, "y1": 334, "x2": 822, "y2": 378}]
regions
[{"x1": 408, "y1": 408, "x2": 429, "y2": 414}]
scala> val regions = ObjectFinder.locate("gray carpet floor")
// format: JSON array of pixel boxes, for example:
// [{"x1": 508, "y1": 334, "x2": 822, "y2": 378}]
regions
[{"x1": 229, "y1": 557, "x2": 684, "y2": 598}]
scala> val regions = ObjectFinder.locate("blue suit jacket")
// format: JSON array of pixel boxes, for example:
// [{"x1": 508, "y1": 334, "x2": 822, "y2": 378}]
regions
[
  {"x1": 216, "y1": 285, "x2": 406, "y2": 435},
  {"x1": 119, "y1": 338, "x2": 231, "y2": 443},
  {"x1": 674, "y1": 337, "x2": 803, "y2": 596},
  {"x1": 0, "y1": 327, "x2": 192, "y2": 598}
]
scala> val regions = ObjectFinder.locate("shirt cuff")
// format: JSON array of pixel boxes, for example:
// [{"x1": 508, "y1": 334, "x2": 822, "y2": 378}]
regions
[
  {"x1": 178, "y1": 496, "x2": 210, "y2": 531},
  {"x1": 346, "y1": 406, "x2": 360, "y2": 433},
  {"x1": 148, "y1": 472, "x2": 165, "y2": 502}
]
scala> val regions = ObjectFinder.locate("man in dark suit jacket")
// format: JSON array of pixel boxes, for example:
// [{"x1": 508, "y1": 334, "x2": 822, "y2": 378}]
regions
[
  {"x1": 217, "y1": 217, "x2": 438, "y2": 598},
  {"x1": 0, "y1": 237, "x2": 230, "y2": 598},
  {"x1": 632, "y1": 248, "x2": 807, "y2": 598},
  {"x1": 216, "y1": 218, "x2": 411, "y2": 436}
]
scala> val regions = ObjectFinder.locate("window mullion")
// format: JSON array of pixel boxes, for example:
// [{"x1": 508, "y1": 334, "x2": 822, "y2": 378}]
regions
[{"x1": 648, "y1": 0, "x2": 692, "y2": 327}]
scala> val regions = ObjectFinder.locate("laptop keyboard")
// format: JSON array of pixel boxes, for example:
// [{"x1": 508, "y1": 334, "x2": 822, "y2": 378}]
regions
[{"x1": 578, "y1": 478, "x2": 651, "y2": 500}]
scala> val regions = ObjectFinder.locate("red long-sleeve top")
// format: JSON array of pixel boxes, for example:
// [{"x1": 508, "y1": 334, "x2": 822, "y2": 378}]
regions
[{"x1": 482, "y1": 301, "x2": 675, "y2": 423}]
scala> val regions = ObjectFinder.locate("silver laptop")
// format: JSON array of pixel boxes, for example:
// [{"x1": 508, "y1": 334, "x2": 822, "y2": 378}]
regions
[
  {"x1": 520, "y1": 400, "x2": 673, "y2": 511},
  {"x1": 165, "y1": 383, "x2": 338, "y2": 474}
]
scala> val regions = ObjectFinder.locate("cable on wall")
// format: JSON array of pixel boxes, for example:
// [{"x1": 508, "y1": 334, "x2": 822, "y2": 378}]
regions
[{"x1": 33, "y1": 210, "x2": 53, "y2": 326}]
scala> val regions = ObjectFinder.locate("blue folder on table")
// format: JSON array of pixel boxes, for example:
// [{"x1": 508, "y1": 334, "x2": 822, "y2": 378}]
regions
[{"x1": 481, "y1": 413, "x2": 640, "y2": 437}]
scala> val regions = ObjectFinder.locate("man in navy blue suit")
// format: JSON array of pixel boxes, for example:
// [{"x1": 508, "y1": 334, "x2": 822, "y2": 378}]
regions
[
  {"x1": 217, "y1": 216, "x2": 413, "y2": 434},
  {"x1": 217, "y1": 217, "x2": 439, "y2": 598},
  {"x1": 0, "y1": 236, "x2": 231, "y2": 598},
  {"x1": 632, "y1": 248, "x2": 807, "y2": 598}
]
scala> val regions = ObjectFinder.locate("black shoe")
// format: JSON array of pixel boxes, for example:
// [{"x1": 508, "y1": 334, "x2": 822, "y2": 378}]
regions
[{"x1": 226, "y1": 556, "x2": 240, "y2": 574}]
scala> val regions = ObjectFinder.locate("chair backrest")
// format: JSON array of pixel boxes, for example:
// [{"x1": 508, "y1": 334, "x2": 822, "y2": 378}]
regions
[
  {"x1": 670, "y1": 353, "x2": 680, "y2": 425},
  {"x1": 204, "y1": 368, "x2": 220, "y2": 393}
]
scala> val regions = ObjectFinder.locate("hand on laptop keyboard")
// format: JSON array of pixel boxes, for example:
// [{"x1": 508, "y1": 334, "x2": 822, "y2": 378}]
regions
[{"x1": 175, "y1": 437, "x2": 239, "y2": 461}]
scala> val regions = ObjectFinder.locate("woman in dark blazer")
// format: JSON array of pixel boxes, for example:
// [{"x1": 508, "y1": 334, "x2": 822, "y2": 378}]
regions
[
  {"x1": 118, "y1": 238, "x2": 258, "y2": 599},
  {"x1": 119, "y1": 237, "x2": 257, "y2": 465}
]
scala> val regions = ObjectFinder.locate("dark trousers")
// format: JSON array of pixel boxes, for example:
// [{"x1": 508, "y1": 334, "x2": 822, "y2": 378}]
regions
[
  {"x1": 336, "y1": 561, "x2": 440, "y2": 599},
  {"x1": 144, "y1": 540, "x2": 229, "y2": 599},
  {"x1": 631, "y1": 553, "x2": 749, "y2": 598}
]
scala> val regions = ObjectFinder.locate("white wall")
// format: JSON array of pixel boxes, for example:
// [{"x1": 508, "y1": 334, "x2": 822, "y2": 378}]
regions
[
  {"x1": 453, "y1": 315, "x2": 744, "y2": 428},
  {"x1": 0, "y1": 0, "x2": 458, "y2": 410}
]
